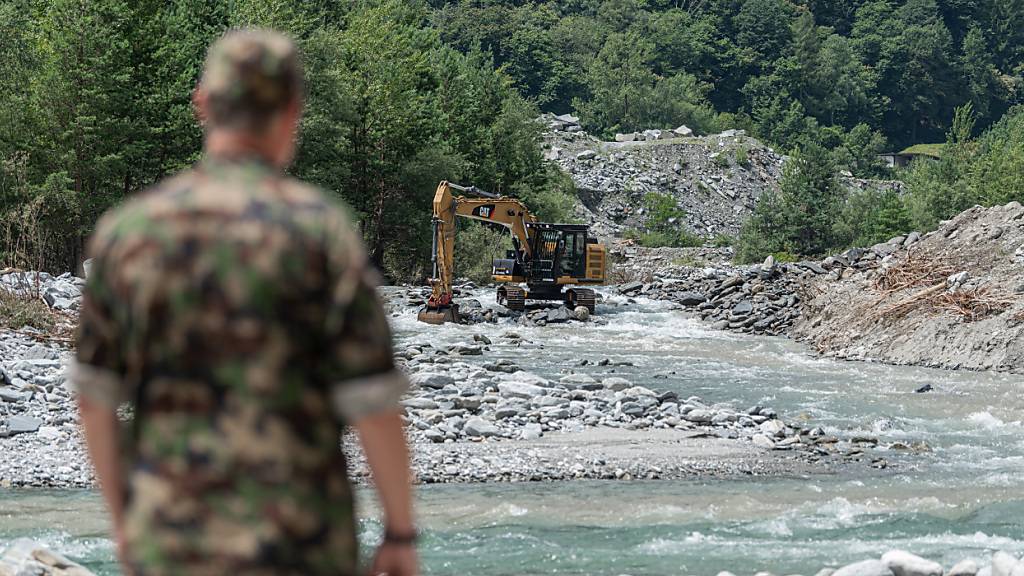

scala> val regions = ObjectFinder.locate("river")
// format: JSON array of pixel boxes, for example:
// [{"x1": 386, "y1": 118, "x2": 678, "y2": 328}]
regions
[{"x1": 2, "y1": 292, "x2": 1022, "y2": 575}]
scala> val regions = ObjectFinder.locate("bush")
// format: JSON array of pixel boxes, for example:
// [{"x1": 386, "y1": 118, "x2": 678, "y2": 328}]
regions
[
  {"x1": 735, "y1": 142, "x2": 844, "y2": 263},
  {"x1": 0, "y1": 290, "x2": 54, "y2": 332},
  {"x1": 713, "y1": 153, "x2": 730, "y2": 168},
  {"x1": 711, "y1": 233, "x2": 734, "y2": 248},
  {"x1": 835, "y1": 186, "x2": 913, "y2": 248},
  {"x1": 734, "y1": 146, "x2": 750, "y2": 167},
  {"x1": 624, "y1": 228, "x2": 703, "y2": 248}
]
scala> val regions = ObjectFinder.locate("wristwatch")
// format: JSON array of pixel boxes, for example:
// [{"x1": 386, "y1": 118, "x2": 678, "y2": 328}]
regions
[{"x1": 383, "y1": 529, "x2": 418, "y2": 545}]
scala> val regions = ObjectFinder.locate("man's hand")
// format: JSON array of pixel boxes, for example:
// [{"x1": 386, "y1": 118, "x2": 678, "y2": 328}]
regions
[{"x1": 367, "y1": 542, "x2": 418, "y2": 576}]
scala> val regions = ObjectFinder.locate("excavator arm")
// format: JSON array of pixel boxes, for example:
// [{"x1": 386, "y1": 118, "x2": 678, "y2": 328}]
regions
[{"x1": 421, "y1": 181, "x2": 535, "y2": 323}]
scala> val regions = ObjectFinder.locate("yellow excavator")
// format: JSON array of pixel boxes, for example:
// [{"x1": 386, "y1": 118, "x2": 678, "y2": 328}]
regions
[{"x1": 418, "y1": 181, "x2": 607, "y2": 324}]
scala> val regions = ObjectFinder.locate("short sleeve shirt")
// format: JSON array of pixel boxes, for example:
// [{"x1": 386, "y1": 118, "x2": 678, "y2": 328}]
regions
[{"x1": 73, "y1": 156, "x2": 407, "y2": 575}]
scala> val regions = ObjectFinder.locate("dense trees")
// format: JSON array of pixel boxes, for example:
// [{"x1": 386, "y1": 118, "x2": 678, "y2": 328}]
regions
[
  {"x1": 434, "y1": 0, "x2": 1021, "y2": 153},
  {"x1": 0, "y1": 0, "x2": 1021, "y2": 275},
  {"x1": 0, "y1": 0, "x2": 568, "y2": 281}
]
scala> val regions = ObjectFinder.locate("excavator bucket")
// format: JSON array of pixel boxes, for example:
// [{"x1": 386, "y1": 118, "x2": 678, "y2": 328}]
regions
[{"x1": 417, "y1": 305, "x2": 460, "y2": 325}]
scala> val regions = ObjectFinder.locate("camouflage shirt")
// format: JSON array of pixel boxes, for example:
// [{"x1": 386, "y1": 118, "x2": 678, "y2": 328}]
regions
[{"x1": 72, "y1": 156, "x2": 407, "y2": 576}]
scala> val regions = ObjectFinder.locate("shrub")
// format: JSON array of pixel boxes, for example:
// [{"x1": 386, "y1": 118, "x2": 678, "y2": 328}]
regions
[
  {"x1": 711, "y1": 233, "x2": 734, "y2": 248},
  {"x1": 713, "y1": 153, "x2": 731, "y2": 168},
  {"x1": 734, "y1": 146, "x2": 750, "y2": 167},
  {"x1": 0, "y1": 290, "x2": 54, "y2": 332}
]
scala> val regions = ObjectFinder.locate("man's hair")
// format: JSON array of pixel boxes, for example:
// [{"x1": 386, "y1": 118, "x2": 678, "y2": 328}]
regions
[{"x1": 199, "y1": 28, "x2": 304, "y2": 132}]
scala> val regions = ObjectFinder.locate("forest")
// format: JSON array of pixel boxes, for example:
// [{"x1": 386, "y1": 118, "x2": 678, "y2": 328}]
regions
[{"x1": 0, "y1": 0, "x2": 1021, "y2": 279}]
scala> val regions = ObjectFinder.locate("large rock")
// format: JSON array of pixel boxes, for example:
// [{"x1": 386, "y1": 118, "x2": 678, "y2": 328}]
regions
[
  {"x1": 602, "y1": 377, "x2": 632, "y2": 392},
  {"x1": 992, "y1": 552, "x2": 1020, "y2": 576},
  {"x1": 833, "y1": 560, "x2": 895, "y2": 576},
  {"x1": 463, "y1": 418, "x2": 501, "y2": 438},
  {"x1": 0, "y1": 538, "x2": 96, "y2": 575},
  {"x1": 673, "y1": 125, "x2": 694, "y2": 137},
  {"x1": 498, "y1": 381, "x2": 546, "y2": 399},
  {"x1": 948, "y1": 560, "x2": 979, "y2": 576},
  {"x1": 410, "y1": 372, "x2": 455, "y2": 390},
  {"x1": 675, "y1": 292, "x2": 706, "y2": 306},
  {"x1": 547, "y1": 307, "x2": 574, "y2": 323},
  {"x1": 5, "y1": 415, "x2": 42, "y2": 436},
  {"x1": 615, "y1": 132, "x2": 637, "y2": 142},
  {"x1": 882, "y1": 550, "x2": 944, "y2": 576}
]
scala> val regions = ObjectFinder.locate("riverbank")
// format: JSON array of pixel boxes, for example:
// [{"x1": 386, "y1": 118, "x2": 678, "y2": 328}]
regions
[{"x1": 609, "y1": 202, "x2": 1024, "y2": 375}]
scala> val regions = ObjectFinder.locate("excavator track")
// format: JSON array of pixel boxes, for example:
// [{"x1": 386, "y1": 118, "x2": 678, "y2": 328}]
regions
[
  {"x1": 566, "y1": 288, "x2": 596, "y2": 313},
  {"x1": 498, "y1": 286, "x2": 527, "y2": 311}
]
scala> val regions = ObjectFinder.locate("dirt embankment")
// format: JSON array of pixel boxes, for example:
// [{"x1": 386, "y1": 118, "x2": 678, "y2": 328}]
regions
[{"x1": 793, "y1": 202, "x2": 1024, "y2": 373}]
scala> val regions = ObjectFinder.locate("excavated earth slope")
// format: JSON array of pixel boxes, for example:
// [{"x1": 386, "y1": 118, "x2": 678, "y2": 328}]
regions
[{"x1": 793, "y1": 202, "x2": 1024, "y2": 373}]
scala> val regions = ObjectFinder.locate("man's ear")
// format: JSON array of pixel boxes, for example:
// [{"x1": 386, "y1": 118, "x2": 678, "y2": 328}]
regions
[{"x1": 192, "y1": 85, "x2": 208, "y2": 126}]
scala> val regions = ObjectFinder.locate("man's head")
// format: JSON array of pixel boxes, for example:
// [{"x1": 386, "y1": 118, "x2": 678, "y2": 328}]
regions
[{"x1": 194, "y1": 29, "x2": 304, "y2": 168}]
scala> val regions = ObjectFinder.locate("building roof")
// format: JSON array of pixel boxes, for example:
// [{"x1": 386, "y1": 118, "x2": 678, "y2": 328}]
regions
[{"x1": 898, "y1": 143, "x2": 944, "y2": 158}]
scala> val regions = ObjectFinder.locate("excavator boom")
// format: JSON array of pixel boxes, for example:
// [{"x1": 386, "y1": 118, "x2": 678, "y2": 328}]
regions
[{"x1": 419, "y1": 181, "x2": 536, "y2": 324}]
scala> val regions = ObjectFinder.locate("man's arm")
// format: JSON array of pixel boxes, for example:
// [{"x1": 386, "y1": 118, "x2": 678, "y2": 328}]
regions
[
  {"x1": 78, "y1": 396, "x2": 125, "y2": 530},
  {"x1": 353, "y1": 409, "x2": 415, "y2": 535}
]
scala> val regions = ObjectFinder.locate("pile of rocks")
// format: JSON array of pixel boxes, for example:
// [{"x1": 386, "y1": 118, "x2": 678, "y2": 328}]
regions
[
  {"x1": 794, "y1": 202, "x2": 1024, "y2": 373},
  {"x1": 0, "y1": 270, "x2": 83, "y2": 312},
  {"x1": 389, "y1": 335, "x2": 890, "y2": 472},
  {"x1": 539, "y1": 112, "x2": 785, "y2": 240},
  {"x1": 0, "y1": 333, "x2": 91, "y2": 488},
  {"x1": 613, "y1": 233, "x2": 928, "y2": 337},
  {"x1": 0, "y1": 538, "x2": 96, "y2": 576}
]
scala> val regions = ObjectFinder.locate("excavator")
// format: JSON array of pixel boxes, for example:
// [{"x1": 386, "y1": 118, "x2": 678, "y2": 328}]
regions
[{"x1": 418, "y1": 181, "x2": 607, "y2": 324}]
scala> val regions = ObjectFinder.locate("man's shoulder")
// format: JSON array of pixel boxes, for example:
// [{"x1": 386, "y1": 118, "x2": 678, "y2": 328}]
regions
[{"x1": 92, "y1": 167, "x2": 358, "y2": 249}]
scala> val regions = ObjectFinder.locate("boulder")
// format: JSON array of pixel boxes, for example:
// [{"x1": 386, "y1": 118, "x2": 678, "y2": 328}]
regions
[
  {"x1": 5, "y1": 415, "x2": 42, "y2": 436},
  {"x1": 463, "y1": 418, "x2": 501, "y2": 438},
  {"x1": 575, "y1": 150, "x2": 597, "y2": 161},
  {"x1": 948, "y1": 560, "x2": 979, "y2": 576},
  {"x1": 615, "y1": 132, "x2": 637, "y2": 142},
  {"x1": 0, "y1": 538, "x2": 96, "y2": 576},
  {"x1": 675, "y1": 292, "x2": 706, "y2": 306},
  {"x1": 992, "y1": 552, "x2": 1020, "y2": 576},
  {"x1": 498, "y1": 381, "x2": 545, "y2": 399},
  {"x1": 832, "y1": 560, "x2": 895, "y2": 576},
  {"x1": 410, "y1": 372, "x2": 455, "y2": 390},
  {"x1": 520, "y1": 422, "x2": 543, "y2": 440},
  {"x1": 547, "y1": 307, "x2": 574, "y2": 323},
  {"x1": 673, "y1": 125, "x2": 694, "y2": 137},
  {"x1": 602, "y1": 377, "x2": 632, "y2": 392},
  {"x1": 881, "y1": 550, "x2": 944, "y2": 576},
  {"x1": 573, "y1": 306, "x2": 591, "y2": 321}
]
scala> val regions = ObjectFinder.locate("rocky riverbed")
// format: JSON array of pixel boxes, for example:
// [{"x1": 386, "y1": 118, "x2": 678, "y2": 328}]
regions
[{"x1": 0, "y1": 272, "x2": 886, "y2": 490}]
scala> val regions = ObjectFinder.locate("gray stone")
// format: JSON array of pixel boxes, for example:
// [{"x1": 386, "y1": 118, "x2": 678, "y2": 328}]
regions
[
  {"x1": 752, "y1": 434, "x2": 775, "y2": 449},
  {"x1": 673, "y1": 125, "x2": 694, "y2": 137},
  {"x1": 402, "y1": 397, "x2": 439, "y2": 410},
  {"x1": 602, "y1": 377, "x2": 632, "y2": 392},
  {"x1": 948, "y1": 560, "x2": 979, "y2": 576},
  {"x1": 759, "y1": 419, "x2": 786, "y2": 437},
  {"x1": 683, "y1": 409, "x2": 713, "y2": 423},
  {"x1": 675, "y1": 292, "x2": 706, "y2": 306},
  {"x1": 992, "y1": 552, "x2": 1020, "y2": 576},
  {"x1": 423, "y1": 429, "x2": 444, "y2": 443},
  {"x1": 575, "y1": 150, "x2": 597, "y2": 161},
  {"x1": 615, "y1": 132, "x2": 637, "y2": 142},
  {"x1": 547, "y1": 307, "x2": 574, "y2": 323},
  {"x1": 520, "y1": 423, "x2": 543, "y2": 440},
  {"x1": 410, "y1": 372, "x2": 455, "y2": 390},
  {"x1": 573, "y1": 306, "x2": 591, "y2": 321},
  {"x1": 498, "y1": 381, "x2": 545, "y2": 400},
  {"x1": 882, "y1": 550, "x2": 943, "y2": 576},
  {"x1": 6, "y1": 415, "x2": 42, "y2": 436},
  {"x1": 732, "y1": 300, "x2": 754, "y2": 315},
  {"x1": 463, "y1": 418, "x2": 501, "y2": 438},
  {"x1": 832, "y1": 560, "x2": 895, "y2": 576},
  {"x1": 0, "y1": 389, "x2": 30, "y2": 403}
]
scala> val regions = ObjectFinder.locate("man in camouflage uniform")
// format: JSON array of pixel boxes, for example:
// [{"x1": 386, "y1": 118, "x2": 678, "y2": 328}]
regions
[{"x1": 73, "y1": 29, "x2": 418, "y2": 576}]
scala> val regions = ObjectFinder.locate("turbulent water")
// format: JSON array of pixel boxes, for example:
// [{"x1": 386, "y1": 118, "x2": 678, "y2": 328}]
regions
[{"x1": 3, "y1": 291, "x2": 1024, "y2": 575}]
